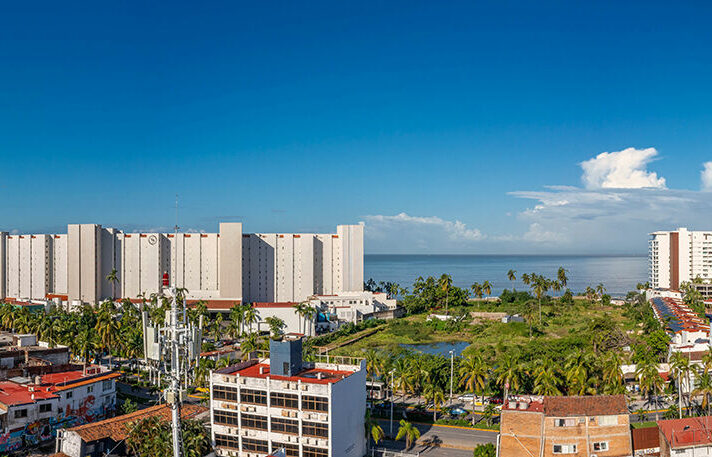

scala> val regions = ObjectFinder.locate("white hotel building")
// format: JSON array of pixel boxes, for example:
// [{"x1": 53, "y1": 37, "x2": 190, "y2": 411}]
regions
[
  {"x1": 0, "y1": 223, "x2": 363, "y2": 306},
  {"x1": 209, "y1": 338, "x2": 366, "y2": 457},
  {"x1": 649, "y1": 227, "x2": 712, "y2": 290}
]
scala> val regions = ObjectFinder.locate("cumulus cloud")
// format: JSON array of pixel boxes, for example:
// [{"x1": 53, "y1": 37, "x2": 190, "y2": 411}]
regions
[
  {"x1": 363, "y1": 212, "x2": 485, "y2": 253},
  {"x1": 702, "y1": 162, "x2": 712, "y2": 191},
  {"x1": 580, "y1": 147, "x2": 666, "y2": 189}
]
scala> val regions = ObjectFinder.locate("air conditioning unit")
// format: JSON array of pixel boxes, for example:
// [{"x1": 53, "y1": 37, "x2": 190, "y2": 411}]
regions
[
  {"x1": 223, "y1": 376, "x2": 230, "y2": 382},
  {"x1": 320, "y1": 440, "x2": 327, "y2": 446},
  {"x1": 290, "y1": 411, "x2": 298, "y2": 418},
  {"x1": 242, "y1": 430, "x2": 249, "y2": 436},
  {"x1": 319, "y1": 414, "x2": 328, "y2": 421},
  {"x1": 240, "y1": 406, "x2": 248, "y2": 412},
  {"x1": 301, "y1": 385, "x2": 308, "y2": 391},
  {"x1": 249, "y1": 430, "x2": 256, "y2": 436},
  {"x1": 248, "y1": 406, "x2": 256, "y2": 412},
  {"x1": 282, "y1": 410, "x2": 290, "y2": 417},
  {"x1": 240, "y1": 378, "x2": 246, "y2": 384},
  {"x1": 282, "y1": 382, "x2": 290, "y2": 389}
]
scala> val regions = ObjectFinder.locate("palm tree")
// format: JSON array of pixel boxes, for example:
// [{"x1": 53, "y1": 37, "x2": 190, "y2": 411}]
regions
[
  {"x1": 507, "y1": 269, "x2": 516, "y2": 282},
  {"x1": 96, "y1": 307, "x2": 120, "y2": 368},
  {"x1": 395, "y1": 419, "x2": 421, "y2": 449},
  {"x1": 481, "y1": 280, "x2": 492, "y2": 298},
  {"x1": 521, "y1": 273, "x2": 531, "y2": 286},
  {"x1": 365, "y1": 410, "x2": 385, "y2": 451},
  {"x1": 210, "y1": 313, "x2": 224, "y2": 341},
  {"x1": 557, "y1": 267, "x2": 568, "y2": 288},
  {"x1": 229, "y1": 304, "x2": 246, "y2": 338},
  {"x1": 693, "y1": 370, "x2": 712, "y2": 416},
  {"x1": 637, "y1": 358, "x2": 665, "y2": 420},
  {"x1": 530, "y1": 274, "x2": 551, "y2": 324},
  {"x1": 532, "y1": 359, "x2": 562, "y2": 396},
  {"x1": 459, "y1": 354, "x2": 488, "y2": 424},
  {"x1": 292, "y1": 302, "x2": 308, "y2": 334},
  {"x1": 600, "y1": 351, "x2": 625, "y2": 395},
  {"x1": 302, "y1": 305, "x2": 318, "y2": 336},
  {"x1": 670, "y1": 351, "x2": 692, "y2": 414},
  {"x1": 471, "y1": 282, "x2": 482, "y2": 301},
  {"x1": 240, "y1": 332, "x2": 258, "y2": 360},
  {"x1": 392, "y1": 358, "x2": 413, "y2": 402},
  {"x1": 364, "y1": 349, "x2": 383, "y2": 381},
  {"x1": 495, "y1": 353, "x2": 525, "y2": 401},
  {"x1": 423, "y1": 382, "x2": 446, "y2": 422},
  {"x1": 243, "y1": 306, "x2": 260, "y2": 335},
  {"x1": 565, "y1": 350, "x2": 595, "y2": 395},
  {"x1": 438, "y1": 274, "x2": 453, "y2": 315},
  {"x1": 595, "y1": 283, "x2": 606, "y2": 301},
  {"x1": 106, "y1": 268, "x2": 119, "y2": 300}
]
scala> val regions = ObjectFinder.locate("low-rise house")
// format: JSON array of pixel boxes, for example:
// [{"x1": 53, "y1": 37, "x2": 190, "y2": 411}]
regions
[
  {"x1": 0, "y1": 364, "x2": 119, "y2": 453},
  {"x1": 657, "y1": 416, "x2": 712, "y2": 457},
  {"x1": 311, "y1": 291, "x2": 401, "y2": 332},
  {"x1": 55, "y1": 403, "x2": 207, "y2": 457},
  {"x1": 498, "y1": 394, "x2": 632, "y2": 457}
]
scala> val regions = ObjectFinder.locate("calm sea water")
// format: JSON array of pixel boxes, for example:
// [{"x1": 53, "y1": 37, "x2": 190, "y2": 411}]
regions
[{"x1": 364, "y1": 254, "x2": 647, "y2": 297}]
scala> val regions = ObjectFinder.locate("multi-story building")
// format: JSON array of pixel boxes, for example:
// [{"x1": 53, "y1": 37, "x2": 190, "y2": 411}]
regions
[
  {"x1": 0, "y1": 364, "x2": 119, "y2": 453},
  {"x1": 308, "y1": 291, "x2": 400, "y2": 332},
  {"x1": 649, "y1": 228, "x2": 712, "y2": 290},
  {"x1": 498, "y1": 394, "x2": 632, "y2": 457},
  {"x1": 0, "y1": 222, "x2": 363, "y2": 306},
  {"x1": 209, "y1": 337, "x2": 366, "y2": 457}
]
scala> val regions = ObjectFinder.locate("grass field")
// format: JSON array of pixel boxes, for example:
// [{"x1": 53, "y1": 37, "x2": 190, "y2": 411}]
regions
[{"x1": 328, "y1": 298, "x2": 642, "y2": 361}]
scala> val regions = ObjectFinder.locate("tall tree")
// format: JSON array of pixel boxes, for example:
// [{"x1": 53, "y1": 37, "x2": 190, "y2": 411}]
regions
[
  {"x1": 395, "y1": 420, "x2": 421, "y2": 450},
  {"x1": 507, "y1": 270, "x2": 517, "y2": 282},
  {"x1": 459, "y1": 354, "x2": 488, "y2": 424}
]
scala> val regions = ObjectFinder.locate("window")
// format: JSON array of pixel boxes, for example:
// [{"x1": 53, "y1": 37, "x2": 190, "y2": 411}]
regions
[
  {"x1": 303, "y1": 396, "x2": 328, "y2": 412},
  {"x1": 240, "y1": 389, "x2": 267, "y2": 405},
  {"x1": 303, "y1": 446, "x2": 328, "y2": 457},
  {"x1": 103, "y1": 380, "x2": 113, "y2": 391},
  {"x1": 213, "y1": 385, "x2": 238, "y2": 402},
  {"x1": 270, "y1": 392, "x2": 298, "y2": 409},
  {"x1": 554, "y1": 418, "x2": 575, "y2": 427},
  {"x1": 214, "y1": 434, "x2": 239, "y2": 450},
  {"x1": 14, "y1": 409, "x2": 27, "y2": 418},
  {"x1": 39, "y1": 403, "x2": 52, "y2": 413},
  {"x1": 593, "y1": 442, "x2": 609, "y2": 451},
  {"x1": 242, "y1": 438, "x2": 268, "y2": 453},
  {"x1": 553, "y1": 444, "x2": 577, "y2": 454},
  {"x1": 302, "y1": 421, "x2": 328, "y2": 438},
  {"x1": 241, "y1": 414, "x2": 267, "y2": 430},
  {"x1": 213, "y1": 409, "x2": 239, "y2": 426},
  {"x1": 87, "y1": 385, "x2": 93, "y2": 393},
  {"x1": 597, "y1": 415, "x2": 617, "y2": 426},
  {"x1": 271, "y1": 417, "x2": 299, "y2": 435},
  {"x1": 66, "y1": 391, "x2": 73, "y2": 399},
  {"x1": 272, "y1": 442, "x2": 299, "y2": 457}
]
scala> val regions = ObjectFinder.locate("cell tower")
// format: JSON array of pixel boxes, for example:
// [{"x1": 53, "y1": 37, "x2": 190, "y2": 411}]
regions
[{"x1": 141, "y1": 198, "x2": 202, "y2": 457}]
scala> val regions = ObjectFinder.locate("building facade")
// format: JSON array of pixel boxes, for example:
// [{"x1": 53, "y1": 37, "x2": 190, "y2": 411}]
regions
[
  {"x1": 498, "y1": 395, "x2": 632, "y2": 457},
  {"x1": 0, "y1": 223, "x2": 363, "y2": 305},
  {"x1": 649, "y1": 228, "x2": 712, "y2": 290},
  {"x1": 209, "y1": 338, "x2": 366, "y2": 457}
]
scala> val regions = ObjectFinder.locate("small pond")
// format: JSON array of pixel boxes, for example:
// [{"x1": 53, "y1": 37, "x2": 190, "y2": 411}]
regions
[{"x1": 399, "y1": 341, "x2": 470, "y2": 357}]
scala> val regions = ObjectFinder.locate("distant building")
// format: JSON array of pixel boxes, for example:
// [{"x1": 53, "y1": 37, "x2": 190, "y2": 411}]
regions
[
  {"x1": 209, "y1": 337, "x2": 366, "y2": 457},
  {"x1": 0, "y1": 364, "x2": 119, "y2": 453},
  {"x1": 498, "y1": 395, "x2": 632, "y2": 457},
  {"x1": 55, "y1": 403, "x2": 207, "y2": 457},
  {"x1": 649, "y1": 228, "x2": 712, "y2": 290},
  {"x1": 657, "y1": 416, "x2": 712, "y2": 456},
  {"x1": 310, "y1": 291, "x2": 399, "y2": 332},
  {"x1": 0, "y1": 222, "x2": 363, "y2": 306}
]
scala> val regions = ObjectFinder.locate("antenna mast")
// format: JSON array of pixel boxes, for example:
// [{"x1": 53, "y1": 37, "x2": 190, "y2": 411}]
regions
[{"x1": 168, "y1": 194, "x2": 183, "y2": 457}]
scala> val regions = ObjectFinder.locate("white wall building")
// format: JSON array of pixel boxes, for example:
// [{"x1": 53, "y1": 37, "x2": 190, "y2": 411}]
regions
[
  {"x1": 650, "y1": 228, "x2": 712, "y2": 290},
  {"x1": 0, "y1": 223, "x2": 363, "y2": 306},
  {"x1": 308, "y1": 291, "x2": 398, "y2": 331},
  {"x1": 209, "y1": 338, "x2": 366, "y2": 457}
]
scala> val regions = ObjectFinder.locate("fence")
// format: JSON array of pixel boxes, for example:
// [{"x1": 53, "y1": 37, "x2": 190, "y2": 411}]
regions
[{"x1": 370, "y1": 448, "x2": 420, "y2": 457}]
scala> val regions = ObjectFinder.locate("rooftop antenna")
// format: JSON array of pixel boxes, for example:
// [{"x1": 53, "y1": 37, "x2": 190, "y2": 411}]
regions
[{"x1": 168, "y1": 193, "x2": 184, "y2": 456}]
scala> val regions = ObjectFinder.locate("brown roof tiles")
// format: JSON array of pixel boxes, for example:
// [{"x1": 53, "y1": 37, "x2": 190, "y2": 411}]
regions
[{"x1": 543, "y1": 395, "x2": 628, "y2": 416}]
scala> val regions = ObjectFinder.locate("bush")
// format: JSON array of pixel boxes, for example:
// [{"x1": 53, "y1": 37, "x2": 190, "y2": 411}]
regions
[
  {"x1": 499, "y1": 289, "x2": 533, "y2": 304},
  {"x1": 473, "y1": 443, "x2": 496, "y2": 457}
]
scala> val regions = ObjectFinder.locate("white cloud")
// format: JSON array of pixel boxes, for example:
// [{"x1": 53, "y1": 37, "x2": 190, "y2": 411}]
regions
[
  {"x1": 701, "y1": 161, "x2": 712, "y2": 191},
  {"x1": 365, "y1": 212, "x2": 484, "y2": 240},
  {"x1": 522, "y1": 223, "x2": 562, "y2": 243},
  {"x1": 580, "y1": 147, "x2": 666, "y2": 189}
]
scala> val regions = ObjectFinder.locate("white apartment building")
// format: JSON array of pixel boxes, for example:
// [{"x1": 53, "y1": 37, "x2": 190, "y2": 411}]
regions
[
  {"x1": 0, "y1": 223, "x2": 363, "y2": 305},
  {"x1": 209, "y1": 338, "x2": 366, "y2": 457},
  {"x1": 649, "y1": 227, "x2": 712, "y2": 289},
  {"x1": 308, "y1": 291, "x2": 398, "y2": 331}
]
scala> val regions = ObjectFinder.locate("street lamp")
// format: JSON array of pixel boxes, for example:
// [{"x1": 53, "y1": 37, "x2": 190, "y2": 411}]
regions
[
  {"x1": 389, "y1": 370, "x2": 395, "y2": 436},
  {"x1": 449, "y1": 350, "x2": 454, "y2": 407}
]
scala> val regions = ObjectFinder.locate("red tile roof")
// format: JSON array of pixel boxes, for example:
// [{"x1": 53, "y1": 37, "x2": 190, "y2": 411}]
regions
[
  {"x1": 658, "y1": 416, "x2": 712, "y2": 448},
  {"x1": 67, "y1": 404, "x2": 207, "y2": 442},
  {"x1": 0, "y1": 381, "x2": 57, "y2": 406}
]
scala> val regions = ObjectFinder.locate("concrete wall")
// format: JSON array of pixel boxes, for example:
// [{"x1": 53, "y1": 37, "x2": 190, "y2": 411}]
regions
[
  {"x1": 329, "y1": 361, "x2": 367, "y2": 457},
  {"x1": 218, "y1": 223, "x2": 242, "y2": 298}
]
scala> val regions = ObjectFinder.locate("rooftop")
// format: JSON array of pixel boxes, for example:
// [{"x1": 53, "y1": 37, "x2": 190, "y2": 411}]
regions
[
  {"x1": 658, "y1": 416, "x2": 712, "y2": 448},
  {"x1": 66, "y1": 404, "x2": 206, "y2": 442},
  {"x1": 502, "y1": 395, "x2": 628, "y2": 416},
  {"x1": 651, "y1": 297, "x2": 710, "y2": 334},
  {"x1": 218, "y1": 359, "x2": 357, "y2": 385}
]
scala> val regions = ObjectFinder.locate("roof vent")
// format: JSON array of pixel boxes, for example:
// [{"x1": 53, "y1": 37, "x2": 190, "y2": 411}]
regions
[
  {"x1": 317, "y1": 372, "x2": 323, "y2": 380},
  {"x1": 259, "y1": 366, "x2": 265, "y2": 375},
  {"x1": 518, "y1": 401, "x2": 529, "y2": 410},
  {"x1": 508, "y1": 400, "x2": 517, "y2": 409}
]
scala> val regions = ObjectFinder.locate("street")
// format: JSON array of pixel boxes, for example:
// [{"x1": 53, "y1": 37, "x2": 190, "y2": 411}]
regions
[{"x1": 377, "y1": 418, "x2": 497, "y2": 453}]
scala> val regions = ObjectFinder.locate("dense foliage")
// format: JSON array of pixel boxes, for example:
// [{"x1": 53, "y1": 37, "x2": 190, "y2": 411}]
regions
[{"x1": 126, "y1": 417, "x2": 210, "y2": 457}]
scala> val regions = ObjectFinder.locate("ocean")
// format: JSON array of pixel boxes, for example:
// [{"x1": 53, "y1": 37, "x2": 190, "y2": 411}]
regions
[{"x1": 364, "y1": 254, "x2": 648, "y2": 297}]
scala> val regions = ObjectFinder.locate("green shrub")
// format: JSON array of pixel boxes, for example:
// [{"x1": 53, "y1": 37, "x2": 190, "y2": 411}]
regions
[{"x1": 473, "y1": 443, "x2": 496, "y2": 457}]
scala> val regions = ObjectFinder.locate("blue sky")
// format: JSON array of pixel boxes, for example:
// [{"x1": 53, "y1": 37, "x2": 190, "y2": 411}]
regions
[{"x1": 1, "y1": 1, "x2": 712, "y2": 254}]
